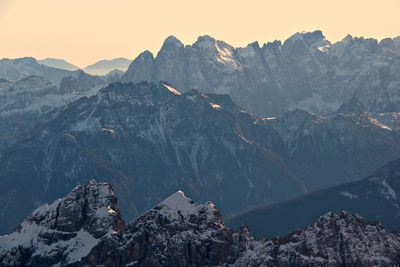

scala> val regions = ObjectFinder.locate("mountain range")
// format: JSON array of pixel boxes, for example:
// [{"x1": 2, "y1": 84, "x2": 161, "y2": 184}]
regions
[
  {"x1": 2, "y1": 81, "x2": 400, "y2": 235},
  {"x1": 83, "y1": 58, "x2": 132, "y2": 75},
  {"x1": 2, "y1": 31, "x2": 400, "y2": 264},
  {"x1": 120, "y1": 31, "x2": 400, "y2": 116},
  {"x1": 38, "y1": 58, "x2": 80, "y2": 71},
  {"x1": 1, "y1": 180, "x2": 399, "y2": 266}
]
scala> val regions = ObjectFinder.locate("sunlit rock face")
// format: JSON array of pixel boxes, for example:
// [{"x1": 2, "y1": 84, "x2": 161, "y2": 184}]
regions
[
  {"x1": 121, "y1": 31, "x2": 400, "y2": 116},
  {"x1": 2, "y1": 182, "x2": 400, "y2": 266}
]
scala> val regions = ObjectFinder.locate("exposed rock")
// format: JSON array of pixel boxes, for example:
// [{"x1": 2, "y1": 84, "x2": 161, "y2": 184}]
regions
[
  {"x1": 59, "y1": 76, "x2": 79, "y2": 94},
  {"x1": 0, "y1": 180, "x2": 124, "y2": 266},
  {"x1": 2, "y1": 182, "x2": 400, "y2": 266},
  {"x1": 121, "y1": 31, "x2": 400, "y2": 116}
]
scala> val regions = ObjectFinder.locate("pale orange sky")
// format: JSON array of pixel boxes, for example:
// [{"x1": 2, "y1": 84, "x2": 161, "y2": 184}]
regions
[{"x1": 1, "y1": 0, "x2": 399, "y2": 67}]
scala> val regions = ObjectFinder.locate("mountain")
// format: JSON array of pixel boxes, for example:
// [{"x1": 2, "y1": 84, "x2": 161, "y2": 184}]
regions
[
  {"x1": 0, "y1": 180, "x2": 124, "y2": 266},
  {"x1": 2, "y1": 181, "x2": 400, "y2": 266},
  {"x1": 0, "y1": 57, "x2": 79, "y2": 86},
  {"x1": 2, "y1": 81, "x2": 400, "y2": 234},
  {"x1": 266, "y1": 109, "x2": 400, "y2": 191},
  {"x1": 84, "y1": 58, "x2": 132, "y2": 75},
  {"x1": 120, "y1": 32, "x2": 400, "y2": 116},
  {"x1": 0, "y1": 81, "x2": 306, "y2": 234},
  {"x1": 228, "y1": 157, "x2": 400, "y2": 239},
  {"x1": 38, "y1": 58, "x2": 80, "y2": 71},
  {"x1": 0, "y1": 73, "x2": 104, "y2": 150}
]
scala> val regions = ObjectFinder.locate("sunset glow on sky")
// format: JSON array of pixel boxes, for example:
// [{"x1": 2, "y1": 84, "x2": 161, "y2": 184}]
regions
[{"x1": 1, "y1": 0, "x2": 399, "y2": 67}]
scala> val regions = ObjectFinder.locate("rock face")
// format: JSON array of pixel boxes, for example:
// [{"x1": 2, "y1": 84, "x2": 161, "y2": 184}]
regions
[
  {"x1": 0, "y1": 180, "x2": 124, "y2": 266},
  {"x1": 0, "y1": 74, "x2": 104, "y2": 150},
  {"x1": 1, "y1": 182, "x2": 400, "y2": 266},
  {"x1": 121, "y1": 31, "x2": 400, "y2": 116},
  {"x1": 59, "y1": 76, "x2": 79, "y2": 94},
  {"x1": 79, "y1": 190, "x2": 250, "y2": 266},
  {"x1": 266, "y1": 109, "x2": 400, "y2": 191},
  {"x1": 235, "y1": 211, "x2": 400, "y2": 267}
]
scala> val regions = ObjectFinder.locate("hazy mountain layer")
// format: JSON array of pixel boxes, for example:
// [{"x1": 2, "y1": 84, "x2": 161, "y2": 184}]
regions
[
  {"x1": 38, "y1": 58, "x2": 80, "y2": 71},
  {"x1": 121, "y1": 31, "x2": 400, "y2": 116}
]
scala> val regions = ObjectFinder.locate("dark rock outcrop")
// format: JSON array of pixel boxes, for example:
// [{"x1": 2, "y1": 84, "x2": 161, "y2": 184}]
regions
[{"x1": 2, "y1": 182, "x2": 400, "y2": 266}]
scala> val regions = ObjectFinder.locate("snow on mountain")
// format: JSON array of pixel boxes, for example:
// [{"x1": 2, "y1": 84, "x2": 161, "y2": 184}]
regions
[
  {"x1": 228, "y1": 158, "x2": 400, "y2": 239},
  {"x1": 2, "y1": 81, "x2": 400, "y2": 235},
  {"x1": 265, "y1": 109, "x2": 400, "y2": 191},
  {"x1": 2, "y1": 181, "x2": 400, "y2": 266},
  {"x1": 0, "y1": 180, "x2": 124, "y2": 266},
  {"x1": 121, "y1": 31, "x2": 400, "y2": 116},
  {"x1": 0, "y1": 74, "x2": 104, "y2": 150}
]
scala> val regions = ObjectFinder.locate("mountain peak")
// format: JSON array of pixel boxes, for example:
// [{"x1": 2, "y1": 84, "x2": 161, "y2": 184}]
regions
[
  {"x1": 194, "y1": 35, "x2": 216, "y2": 49},
  {"x1": 158, "y1": 190, "x2": 195, "y2": 216},
  {"x1": 0, "y1": 181, "x2": 124, "y2": 265},
  {"x1": 163, "y1": 35, "x2": 184, "y2": 47}
]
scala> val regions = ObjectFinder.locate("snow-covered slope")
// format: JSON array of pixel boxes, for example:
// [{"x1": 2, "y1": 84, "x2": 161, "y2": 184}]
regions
[
  {"x1": 0, "y1": 57, "x2": 79, "y2": 86},
  {"x1": 2, "y1": 81, "x2": 400, "y2": 235},
  {"x1": 2, "y1": 181, "x2": 399, "y2": 266},
  {"x1": 235, "y1": 211, "x2": 400, "y2": 266},
  {"x1": 121, "y1": 31, "x2": 400, "y2": 116},
  {"x1": 0, "y1": 81, "x2": 305, "y2": 235},
  {"x1": 0, "y1": 180, "x2": 124, "y2": 266},
  {"x1": 0, "y1": 74, "x2": 104, "y2": 149}
]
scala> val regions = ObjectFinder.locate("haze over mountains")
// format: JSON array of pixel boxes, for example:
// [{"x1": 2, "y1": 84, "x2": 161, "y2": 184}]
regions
[
  {"x1": 1, "y1": 30, "x2": 400, "y2": 266},
  {"x1": 121, "y1": 31, "x2": 400, "y2": 116},
  {"x1": 38, "y1": 58, "x2": 80, "y2": 71},
  {"x1": 83, "y1": 58, "x2": 132, "y2": 75}
]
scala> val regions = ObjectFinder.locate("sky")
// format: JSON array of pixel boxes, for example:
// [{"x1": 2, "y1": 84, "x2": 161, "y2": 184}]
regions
[{"x1": 1, "y1": 0, "x2": 399, "y2": 68}]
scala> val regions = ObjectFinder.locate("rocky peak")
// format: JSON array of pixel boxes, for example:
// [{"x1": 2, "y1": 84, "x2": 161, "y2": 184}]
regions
[
  {"x1": 0, "y1": 180, "x2": 124, "y2": 266},
  {"x1": 154, "y1": 190, "x2": 224, "y2": 225},
  {"x1": 23, "y1": 180, "x2": 124, "y2": 237},
  {"x1": 79, "y1": 189, "x2": 248, "y2": 266},
  {"x1": 121, "y1": 51, "x2": 155, "y2": 83},
  {"x1": 193, "y1": 35, "x2": 216, "y2": 50},
  {"x1": 162, "y1": 35, "x2": 184, "y2": 48},
  {"x1": 2, "y1": 182, "x2": 400, "y2": 266}
]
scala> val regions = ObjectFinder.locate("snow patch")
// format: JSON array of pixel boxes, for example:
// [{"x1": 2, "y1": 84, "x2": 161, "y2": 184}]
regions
[{"x1": 340, "y1": 191, "x2": 359, "y2": 200}]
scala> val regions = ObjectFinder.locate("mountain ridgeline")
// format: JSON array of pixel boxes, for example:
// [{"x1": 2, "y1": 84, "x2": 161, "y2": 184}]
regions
[
  {"x1": 1, "y1": 181, "x2": 400, "y2": 266},
  {"x1": 2, "y1": 82, "x2": 400, "y2": 235},
  {"x1": 120, "y1": 31, "x2": 400, "y2": 116},
  {"x1": 1, "y1": 31, "x2": 400, "y2": 265}
]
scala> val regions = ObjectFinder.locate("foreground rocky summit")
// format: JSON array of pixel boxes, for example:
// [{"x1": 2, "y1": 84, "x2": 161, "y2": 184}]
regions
[
  {"x1": 1, "y1": 181, "x2": 399, "y2": 266},
  {"x1": 0, "y1": 180, "x2": 124, "y2": 266}
]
